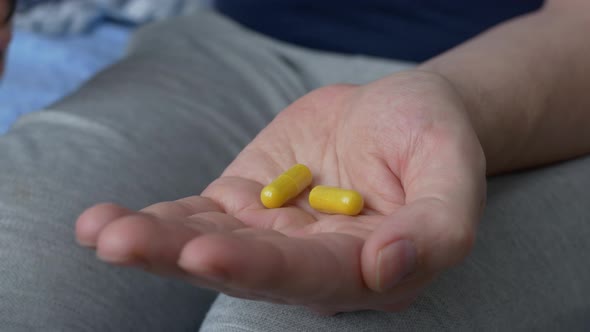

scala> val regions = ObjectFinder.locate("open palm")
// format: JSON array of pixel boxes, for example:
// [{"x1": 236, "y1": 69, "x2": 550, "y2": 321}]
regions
[{"x1": 76, "y1": 71, "x2": 486, "y2": 313}]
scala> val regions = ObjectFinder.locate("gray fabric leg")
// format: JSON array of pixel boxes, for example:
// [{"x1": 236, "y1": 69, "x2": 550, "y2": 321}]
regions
[
  {"x1": 199, "y1": 22, "x2": 590, "y2": 332},
  {"x1": 201, "y1": 157, "x2": 590, "y2": 332},
  {"x1": 0, "y1": 10, "x2": 308, "y2": 331}
]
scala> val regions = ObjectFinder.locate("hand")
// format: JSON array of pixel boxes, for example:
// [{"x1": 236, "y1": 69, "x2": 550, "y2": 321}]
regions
[
  {"x1": 0, "y1": 0, "x2": 14, "y2": 76},
  {"x1": 76, "y1": 70, "x2": 486, "y2": 314}
]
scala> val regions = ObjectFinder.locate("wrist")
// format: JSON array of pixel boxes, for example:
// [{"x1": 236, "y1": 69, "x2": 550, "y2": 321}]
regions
[{"x1": 414, "y1": 65, "x2": 524, "y2": 175}]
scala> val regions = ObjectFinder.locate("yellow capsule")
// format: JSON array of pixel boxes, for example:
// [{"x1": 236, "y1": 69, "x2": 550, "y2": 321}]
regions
[
  {"x1": 260, "y1": 164, "x2": 312, "y2": 209},
  {"x1": 309, "y1": 185, "x2": 364, "y2": 216}
]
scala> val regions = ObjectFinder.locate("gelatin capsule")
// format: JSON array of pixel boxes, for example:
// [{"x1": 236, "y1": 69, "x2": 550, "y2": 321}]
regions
[
  {"x1": 309, "y1": 185, "x2": 364, "y2": 216},
  {"x1": 260, "y1": 164, "x2": 312, "y2": 209}
]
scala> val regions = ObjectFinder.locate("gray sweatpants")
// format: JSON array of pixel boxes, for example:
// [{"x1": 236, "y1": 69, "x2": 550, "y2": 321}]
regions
[{"x1": 0, "y1": 10, "x2": 589, "y2": 331}]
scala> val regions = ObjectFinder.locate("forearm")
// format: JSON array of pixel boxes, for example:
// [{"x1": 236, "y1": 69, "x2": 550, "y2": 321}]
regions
[{"x1": 419, "y1": 2, "x2": 590, "y2": 174}]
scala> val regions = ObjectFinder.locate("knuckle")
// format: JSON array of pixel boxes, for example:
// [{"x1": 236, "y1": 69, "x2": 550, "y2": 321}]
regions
[{"x1": 142, "y1": 200, "x2": 174, "y2": 214}]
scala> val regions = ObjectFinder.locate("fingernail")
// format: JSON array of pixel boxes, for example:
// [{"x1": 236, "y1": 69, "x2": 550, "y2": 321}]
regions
[{"x1": 376, "y1": 240, "x2": 417, "y2": 292}]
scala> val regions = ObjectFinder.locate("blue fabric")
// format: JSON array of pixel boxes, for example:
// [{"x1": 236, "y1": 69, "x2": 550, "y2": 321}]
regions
[
  {"x1": 15, "y1": 0, "x2": 204, "y2": 35},
  {"x1": 214, "y1": 0, "x2": 544, "y2": 62},
  {"x1": 0, "y1": 25, "x2": 131, "y2": 133}
]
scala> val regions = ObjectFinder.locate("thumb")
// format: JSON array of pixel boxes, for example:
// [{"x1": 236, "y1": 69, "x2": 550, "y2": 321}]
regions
[
  {"x1": 361, "y1": 135, "x2": 486, "y2": 292},
  {"x1": 361, "y1": 198, "x2": 478, "y2": 292}
]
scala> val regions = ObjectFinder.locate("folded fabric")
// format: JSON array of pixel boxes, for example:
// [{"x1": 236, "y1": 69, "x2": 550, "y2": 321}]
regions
[
  {"x1": 15, "y1": 0, "x2": 208, "y2": 35},
  {"x1": 0, "y1": 24, "x2": 131, "y2": 133}
]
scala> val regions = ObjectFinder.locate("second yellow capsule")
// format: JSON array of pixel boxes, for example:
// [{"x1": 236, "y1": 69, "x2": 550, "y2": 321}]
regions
[{"x1": 309, "y1": 185, "x2": 364, "y2": 216}]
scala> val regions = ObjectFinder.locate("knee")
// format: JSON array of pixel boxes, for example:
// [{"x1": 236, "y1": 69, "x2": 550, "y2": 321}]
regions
[
  {"x1": 200, "y1": 294, "x2": 462, "y2": 332},
  {"x1": 129, "y1": 10, "x2": 242, "y2": 63}
]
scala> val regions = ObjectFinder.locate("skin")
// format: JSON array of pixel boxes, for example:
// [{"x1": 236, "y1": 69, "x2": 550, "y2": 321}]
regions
[
  {"x1": 78, "y1": 74, "x2": 485, "y2": 313},
  {"x1": 73, "y1": 0, "x2": 590, "y2": 314},
  {"x1": 0, "y1": 0, "x2": 13, "y2": 76}
]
